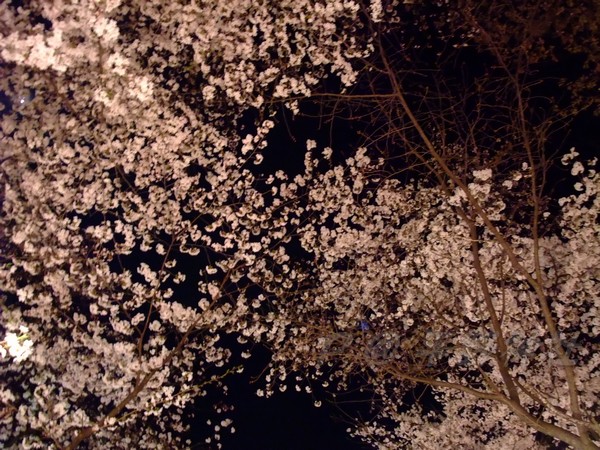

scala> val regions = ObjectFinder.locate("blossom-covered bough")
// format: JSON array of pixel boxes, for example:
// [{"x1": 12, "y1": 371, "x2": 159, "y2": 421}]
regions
[
  {"x1": 253, "y1": 1, "x2": 600, "y2": 449},
  {"x1": 0, "y1": 0, "x2": 368, "y2": 447},
  {"x1": 0, "y1": 0, "x2": 598, "y2": 449},
  {"x1": 265, "y1": 145, "x2": 599, "y2": 449}
]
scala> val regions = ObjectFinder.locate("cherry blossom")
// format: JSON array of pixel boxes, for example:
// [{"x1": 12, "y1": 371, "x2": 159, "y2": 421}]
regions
[
  {"x1": 1, "y1": 0, "x2": 597, "y2": 449},
  {"x1": 0, "y1": 0, "x2": 368, "y2": 447}
]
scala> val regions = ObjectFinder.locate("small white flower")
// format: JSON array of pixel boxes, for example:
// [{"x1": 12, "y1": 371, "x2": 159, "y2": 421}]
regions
[
  {"x1": 571, "y1": 162, "x2": 584, "y2": 176},
  {"x1": 92, "y1": 17, "x2": 119, "y2": 43},
  {"x1": 473, "y1": 168, "x2": 492, "y2": 182},
  {"x1": 370, "y1": 0, "x2": 384, "y2": 22}
]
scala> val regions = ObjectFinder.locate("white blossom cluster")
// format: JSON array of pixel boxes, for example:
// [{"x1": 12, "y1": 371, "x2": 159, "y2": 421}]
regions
[
  {"x1": 0, "y1": 325, "x2": 33, "y2": 363},
  {"x1": 0, "y1": 0, "x2": 598, "y2": 449},
  {"x1": 257, "y1": 144, "x2": 600, "y2": 448},
  {"x1": 0, "y1": 0, "x2": 369, "y2": 448}
]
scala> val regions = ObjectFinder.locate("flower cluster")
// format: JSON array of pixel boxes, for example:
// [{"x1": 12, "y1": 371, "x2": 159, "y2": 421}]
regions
[
  {"x1": 258, "y1": 144, "x2": 599, "y2": 448},
  {"x1": 0, "y1": 0, "x2": 368, "y2": 447},
  {"x1": 0, "y1": 326, "x2": 33, "y2": 363},
  {"x1": 1, "y1": 1, "x2": 598, "y2": 449}
]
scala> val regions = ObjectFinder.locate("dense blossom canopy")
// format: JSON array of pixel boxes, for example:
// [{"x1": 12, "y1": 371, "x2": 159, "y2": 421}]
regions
[
  {"x1": 0, "y1": 0, "x2": 369, "y2": 447},
  {"x1": 0, "y1": 0, "x2": 598, "y2": 449}
]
